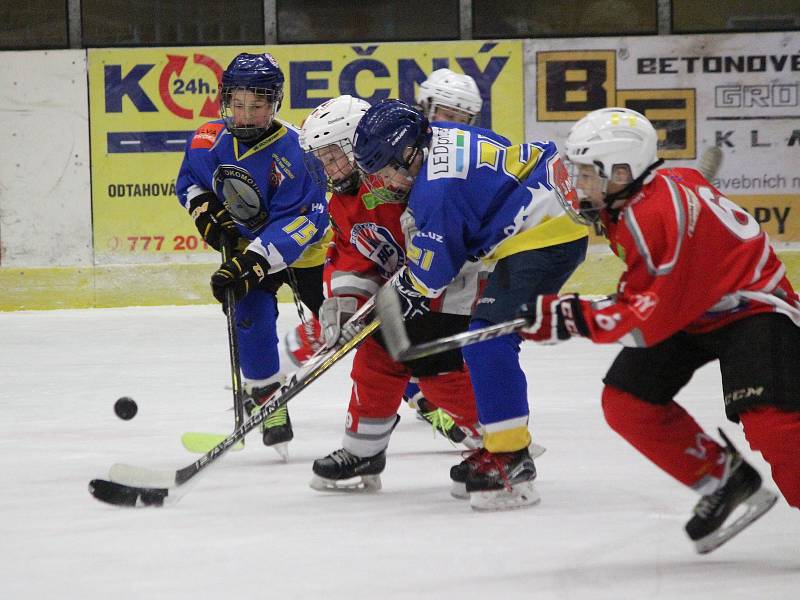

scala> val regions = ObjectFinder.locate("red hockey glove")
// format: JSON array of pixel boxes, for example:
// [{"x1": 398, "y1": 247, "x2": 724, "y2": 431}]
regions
[{"x1": 519, "y1": 294, "x2": 589, "y2": 344}]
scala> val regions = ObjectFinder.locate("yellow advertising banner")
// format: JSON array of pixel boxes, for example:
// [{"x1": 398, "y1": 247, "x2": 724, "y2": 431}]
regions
[
  {"x1": 87, "y1": 41, "x2": 524, "y2": 264},
  {"x1": 580, "y1": 193, "x2": 799, "y2": 245}
]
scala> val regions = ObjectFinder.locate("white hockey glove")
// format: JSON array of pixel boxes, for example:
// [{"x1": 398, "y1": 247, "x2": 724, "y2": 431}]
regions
[{"x1": 319, "y1": 296, "x2": 359, "y2": 349}]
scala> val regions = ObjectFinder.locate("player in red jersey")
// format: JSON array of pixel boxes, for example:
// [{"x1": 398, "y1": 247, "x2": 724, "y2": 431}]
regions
[
  {"x1": 299, "y1": 95, "x2": 482, "y2": 491},
  {"x1": 520, "y1": 107, "x2": 799, "y2": 553}
]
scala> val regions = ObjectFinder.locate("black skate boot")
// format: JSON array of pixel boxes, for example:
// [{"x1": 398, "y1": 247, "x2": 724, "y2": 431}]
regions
[
  {"x1": 449, "y1": 448, "x2": 490, "y2": 499},
  {"x1": 416, "y1": 397, "x2": 468, "y2": 445},
  {"x1": 310, "y1": 448, "x2": 386, "y2": 492},
  {"x1": 685, "y1": 429, "x2": 777, "y2": 554},
  {"x1": 465, "y1": 447, "x2": 540, "y2": 511},
  {"x1": 261, "y1": 406, "x2": 293, "y2": 452},
  {"x1": 244, "y1": 380, "x2": 292, "y2": 461}
]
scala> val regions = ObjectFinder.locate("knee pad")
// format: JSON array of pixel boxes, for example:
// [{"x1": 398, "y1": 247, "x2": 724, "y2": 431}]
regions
[{"x1": 236, "y1": 290, "x2": 280, "y2": 379}]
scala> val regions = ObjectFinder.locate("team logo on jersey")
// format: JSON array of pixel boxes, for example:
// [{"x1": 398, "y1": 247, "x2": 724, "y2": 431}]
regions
[
  {"x1": 213, "y1": 164, "x2": 268, "y2": 232},
  {"x1": 269, "y1": 160, "x2": 285, "y2": 188},
  {"x1": 362, "y1": 187, "x2": 400, "y2": 210},
  {"x1": 629, "y1": 292, "x2": 659, "y2": 321},
  {"x1": 350, "y1": 222, "x2": 405, "y2": 276},
  {"x1": 427, "y1": 127, "x2": 470, "y2": 180}
]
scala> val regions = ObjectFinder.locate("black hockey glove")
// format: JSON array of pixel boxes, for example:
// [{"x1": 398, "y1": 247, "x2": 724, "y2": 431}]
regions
[
  {"x1": 188, "y1": 192, "x2": 239, "y2": 252},
  {"x1": 392, "y1": 269, "x2": 430, "y2": 320},
  {"x1": 210, "y1": 250, "x2": 271, "y2": 304}
]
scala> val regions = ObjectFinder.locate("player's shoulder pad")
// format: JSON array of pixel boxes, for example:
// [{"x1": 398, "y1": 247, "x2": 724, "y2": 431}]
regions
[{"x1": 190, "y1": 121, "x2": 225, "y2": 150}]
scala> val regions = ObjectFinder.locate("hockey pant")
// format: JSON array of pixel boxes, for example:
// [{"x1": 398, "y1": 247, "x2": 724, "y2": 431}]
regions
[
  {"x1": 236, "y1": 264, "x2": 324, "y2": 384},
  {"x1": 602, "y1": 385, "x2": 800, "y2": 508},
  {"x1": 343, "y1": 336, "x2": 478, "y2": 457},
  {"x1": 465, "y1": 238, "x2": 588, "y2": 453}
]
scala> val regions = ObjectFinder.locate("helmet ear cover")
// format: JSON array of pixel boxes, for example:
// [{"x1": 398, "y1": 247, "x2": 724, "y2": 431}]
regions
[
  {"x1": 591, "y1": 158, "x2": 665, "y2": 223},
  {"x1": 389, "y1": 143, "x2": 423, "y2": 172}
]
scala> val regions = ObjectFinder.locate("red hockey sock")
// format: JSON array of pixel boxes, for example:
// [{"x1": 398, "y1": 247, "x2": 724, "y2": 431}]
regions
[
  {"x1": 347, "y1": 337, "x2": 408, "y2": 423},
  {"x1": 602, "y1": 385, "x2": 726, "y2": 491},
  {"x1": 740, "y1": 405, "x2": 800, "y2": 509},
  {"x1": 418, "y1": 368, "x2": 479, "y2": 429}
]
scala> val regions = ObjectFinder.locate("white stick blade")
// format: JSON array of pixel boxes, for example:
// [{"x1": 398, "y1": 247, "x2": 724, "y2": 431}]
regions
[
  {"x1": 375, "y1": 286, "x2": 412, "y2": 360},
  {"x1": 108, "y1": 463, "x2": 178, "y2": 489}
]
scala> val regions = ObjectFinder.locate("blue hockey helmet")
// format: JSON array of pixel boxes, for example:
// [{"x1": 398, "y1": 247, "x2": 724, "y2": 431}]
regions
[
  {"x1": 353, "y1": 99, "x2": 432, "y2": 174},
  {"x1": 220, "y1": 52, "x2": 285, "y2": 142}
]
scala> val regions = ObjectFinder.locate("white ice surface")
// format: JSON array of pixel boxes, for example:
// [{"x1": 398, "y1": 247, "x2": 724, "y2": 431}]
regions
[{"x1": 1, "y1": 305, "x2": 798, "y2": 599}]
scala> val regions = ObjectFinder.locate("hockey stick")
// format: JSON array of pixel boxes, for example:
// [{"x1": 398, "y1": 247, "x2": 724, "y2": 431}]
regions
[
  {"x1": 88, "y1": 311, "x2": 379, "y2": 507},
  {"x1": 697, "y1": 145, "x2": 723, "y2": 181},
  {"x1": 181, "y1": 239, "x2": 246, "y2": 453},
  {"x1": 376, "y1": 284, "x2": 529, "y2": 362}
]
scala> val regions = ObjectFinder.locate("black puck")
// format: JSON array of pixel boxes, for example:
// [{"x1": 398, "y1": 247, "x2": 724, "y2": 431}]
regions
[{"x1": 114, "y1": 396, "x2": 138, "y2": 420}]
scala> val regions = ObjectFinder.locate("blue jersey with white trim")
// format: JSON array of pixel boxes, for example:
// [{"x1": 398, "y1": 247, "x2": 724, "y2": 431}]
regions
[
  {"x1": 176, "y1": 119, "x2": 328, "y2": 272},
  {"x1": 405, "y1": 123, "x2": 586, "y2": 296}
]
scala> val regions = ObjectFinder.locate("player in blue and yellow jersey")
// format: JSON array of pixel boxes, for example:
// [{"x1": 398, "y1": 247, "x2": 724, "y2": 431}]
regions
[
  {"x1": 176, "y1": 53, "x2": 329, "y2": 459},
  {"x1": 353, "y1": 99, "x2": 587, "y2": 510}
]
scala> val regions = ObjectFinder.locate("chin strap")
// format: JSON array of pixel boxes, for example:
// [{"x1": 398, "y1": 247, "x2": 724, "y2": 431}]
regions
[
  {"x1": 603, "y1": 159, "x2": 664, "y2": 222},
  {"x1": 332, "y1": 171, "x2": 362, "y2": 195}
]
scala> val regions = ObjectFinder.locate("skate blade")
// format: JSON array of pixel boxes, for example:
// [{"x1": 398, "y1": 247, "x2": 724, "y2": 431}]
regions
[
  {"x1": 462, "y1": 434, "x2": 483, "y2": 450},
  {"x1": 309, "y1": 474, "x2": 382, "y2": 493},
  {"x1": 693, "y1": 488, "x2": 778, "y2": 554},
  {"x1": 269, "y1": 442, "x2": 290, "y2": 462},
  {"x1": 529, "y1": 442, "x2": 547, "y2": 459},
  {"x1": 469, "y1": 481, "x2": 541, "y2": 512},
  {"x1": 450, "y1": 481, "x2": 469, "y2": 500}
]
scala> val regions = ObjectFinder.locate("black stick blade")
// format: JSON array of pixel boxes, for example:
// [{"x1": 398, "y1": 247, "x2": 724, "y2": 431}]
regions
[{"x1": 89, "y1": 479, "x2": 169, "y2": 508}]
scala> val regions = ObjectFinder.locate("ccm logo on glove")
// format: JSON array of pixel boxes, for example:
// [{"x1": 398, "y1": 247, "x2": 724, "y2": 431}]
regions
[{"x1": 519, "y1": 294, "x2": 589, "y2": 344}]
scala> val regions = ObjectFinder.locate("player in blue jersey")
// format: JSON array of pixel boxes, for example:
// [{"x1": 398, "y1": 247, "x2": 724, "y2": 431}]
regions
[
  {"x1": 354, "y1": 99, "x2": 588, "y2": 510},
  {"x1": 176, "y1": 52, "x2": 329, "y2": 459}
]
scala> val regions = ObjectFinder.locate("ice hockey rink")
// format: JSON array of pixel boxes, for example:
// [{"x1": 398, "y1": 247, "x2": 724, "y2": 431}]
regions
[{"x1": 1, "y1": 305, "x2": 798, "y2": 599}]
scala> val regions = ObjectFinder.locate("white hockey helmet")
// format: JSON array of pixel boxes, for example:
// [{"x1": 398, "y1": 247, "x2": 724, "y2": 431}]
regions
[
  {"x1": 416, "y1": 68, "x2": 482, "y2": 124},
  {"x1": 300, "y1": 94, "x2": 371, "y2": 157},
  {"x1": 564, "y1": 107, "x2": 659, "y2": 181},
  {"x1": 562, "y1": 107, "x2": 661, "y2": 222},
  {"x1": 300, "y1": 95, "x2": 370, "y2": 193}
]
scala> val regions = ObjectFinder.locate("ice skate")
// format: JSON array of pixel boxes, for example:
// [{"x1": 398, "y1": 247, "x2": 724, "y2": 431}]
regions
[
  {"x1": 416, "y1": 397, "x2": 468, "y2": 445},
  {"x1": 261, "y1": 406, "x2": 293, "y2": 461},
  {"x1": 450, "y1": 448, "x2": 489, "y2": 499},
  {"x1": 450, "y1": 442, "x2": 546, "y2": 499},
  {"x1": 685, "y1": 430, "x2": 778, "y2": 554},
  {"x1": 244, "y1": 379, "x2": 292, "y2": 461},
  {"x1": 310, "y1": 448, "x2": 385, "y2": 492},
  {"x1": 465, "y1": 447, "x2": 540, "y2": 511}
]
